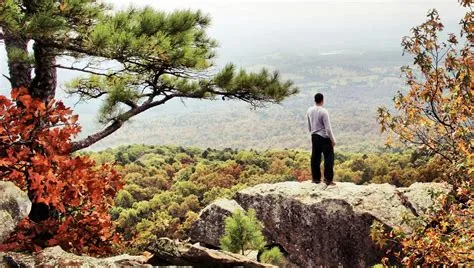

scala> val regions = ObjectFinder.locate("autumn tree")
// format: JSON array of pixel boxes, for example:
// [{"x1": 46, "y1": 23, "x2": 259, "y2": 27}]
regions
[
  {"x1": 0, "y1": 88, "x2": 123, "y2": 255},
  {"x1": 0, "y1": 0, "x2": 296, "y2": 244},
  {"x1": 377, "y1": 0, "x2": 473, "y2": 185},
  {"x1": 374, "y1": 1, "x2": 473, "y2": 265},
  {"x1": 0, "y1": 0, "x2": 297, "y2": 152}
]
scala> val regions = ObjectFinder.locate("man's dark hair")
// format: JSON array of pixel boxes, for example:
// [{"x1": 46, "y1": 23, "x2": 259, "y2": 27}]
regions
[{"x1": 314, "y1": 93, "x2": 324, "y2": 104}]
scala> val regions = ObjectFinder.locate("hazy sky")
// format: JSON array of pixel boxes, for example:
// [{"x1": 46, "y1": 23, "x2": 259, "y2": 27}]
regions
[
  {"x1": 105, "y1": 0, "x2": 466, "y2": 60},
  {"x1": 0, "y1": 0, "x2": 467, "y2": 93}
]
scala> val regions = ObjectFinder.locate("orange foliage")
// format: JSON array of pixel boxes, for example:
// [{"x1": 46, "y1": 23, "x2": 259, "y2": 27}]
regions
[
  {"x1": 373, "y1": 184, "x2": 473, "y2": 266},
  {"x1": 292, "y1": 168, "x2": 311, "y2": 182},
  {"x1": 400, "y1": 187, "x2": 473, "y2": 265},
  {"x1": 0, "y1": 88, "x2": 123, "y2": 256},
  {"x1": 220, "y1": 164, "x2": 242, "y2": 180}
]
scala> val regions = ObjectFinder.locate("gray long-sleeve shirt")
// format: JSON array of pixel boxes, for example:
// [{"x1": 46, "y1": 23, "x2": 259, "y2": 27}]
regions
[{"x1": 307, "y1": 105, "x2": 336, "y2": 143}]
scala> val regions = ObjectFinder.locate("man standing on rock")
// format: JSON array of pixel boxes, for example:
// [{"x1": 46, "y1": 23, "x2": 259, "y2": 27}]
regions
[{"x1": 307, "y1": 93, "x2": 336, "y2": 185}]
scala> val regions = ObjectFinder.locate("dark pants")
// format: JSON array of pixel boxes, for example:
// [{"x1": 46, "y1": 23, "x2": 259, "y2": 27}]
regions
[{"x1": 311, "y1": 134, "x2": 334, "y2": 183}]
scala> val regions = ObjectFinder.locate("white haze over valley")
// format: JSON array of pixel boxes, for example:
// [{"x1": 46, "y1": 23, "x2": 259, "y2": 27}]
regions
[{"x1": 0, "y1": 0, "x2": 467, "y2": 150}]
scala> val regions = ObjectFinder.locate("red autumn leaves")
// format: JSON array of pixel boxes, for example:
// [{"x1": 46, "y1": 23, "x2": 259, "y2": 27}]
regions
[{"x1": 0, "y1": 88, "x2": 123, "y2": 256}]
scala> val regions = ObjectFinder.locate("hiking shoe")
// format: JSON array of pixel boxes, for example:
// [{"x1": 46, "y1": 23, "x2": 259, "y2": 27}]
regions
[
  {"x1": 312, "y1": 180, "x2": 321, "y2": 184},
  {"x1": 325, "y1": 181, "x2": 336, "y2": 186}
]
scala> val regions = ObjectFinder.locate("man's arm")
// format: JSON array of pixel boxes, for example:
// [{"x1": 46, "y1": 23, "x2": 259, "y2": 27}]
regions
[
  {"x1": 322, "y1": 111, "x2": 336, "y2": 146},
  {"x1": 307, "y1": 113, "x2": 312, "y2": 133}
]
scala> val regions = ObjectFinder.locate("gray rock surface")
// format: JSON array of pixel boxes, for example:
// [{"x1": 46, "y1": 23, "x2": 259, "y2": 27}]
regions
[
  {"x1": 1, "y1": 246, "x2": 151, "y2": 267},
  {"x1": 399, "y1": 182, "x2": 448, "y2": 215},
  {"x1": 0, "y1": 181, "x2": 32, "y2": 243},
  {"x1": 192, "y1": 181, "x2": 451, "y2": 267},
  {"x1": 189, "y1": 198, "x2": 244, "y2": 248}
]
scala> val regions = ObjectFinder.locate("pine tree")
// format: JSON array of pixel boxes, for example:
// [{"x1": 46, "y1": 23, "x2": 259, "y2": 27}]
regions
[
  {"x1": 220, "y1": 209, "x2": 266, "y2": 255},
  {"x1": 0, "y1": 0, "x2": 298, "y2": 152},
  {"x1": 0, "y1": 0, "x2": 297, "y2": 229}
]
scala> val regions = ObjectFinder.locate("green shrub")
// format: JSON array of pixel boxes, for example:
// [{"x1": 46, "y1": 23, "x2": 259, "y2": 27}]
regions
[
  {"x1": 220, "y1": 209, "x2": 266, "y2": 255},
  {"x1": 260, "y1": 246, "x2": 283, "y2": 265}
]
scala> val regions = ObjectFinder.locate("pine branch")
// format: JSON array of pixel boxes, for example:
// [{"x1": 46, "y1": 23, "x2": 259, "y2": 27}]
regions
[
  {"x1": 71, "y1": 87, "x2": 107, "y2": 100},
  {"x1": 70, "y1": 79, "x2": 294, "y2": 152}
]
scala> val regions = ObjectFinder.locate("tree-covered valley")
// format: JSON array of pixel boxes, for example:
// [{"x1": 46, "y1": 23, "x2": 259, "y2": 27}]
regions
[{"x1": 86, "y1": 144, "x2": 446, "y2": 253}]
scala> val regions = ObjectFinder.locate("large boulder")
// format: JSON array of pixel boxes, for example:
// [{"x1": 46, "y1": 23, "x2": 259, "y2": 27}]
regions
[
  {"x1": 1, "y1": 246, "x2": 151, "y2": 267},
  {"x1": 0, "y1": 181, "x2": 32, "y2": 243},
  {"x1": 189, "y1": 198, "x2": 244, "y2": 248},
  {"x1": 147, "y1": 237, "x2": 276, "y2": 268},
  {"x1": 191, "y1": 181, "x2": 451, "y2": 267}
]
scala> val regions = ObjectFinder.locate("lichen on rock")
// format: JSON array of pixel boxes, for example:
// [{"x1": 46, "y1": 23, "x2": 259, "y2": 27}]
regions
[{"x1": 0, "y1": 181, "x2": 32, "y2": 243}]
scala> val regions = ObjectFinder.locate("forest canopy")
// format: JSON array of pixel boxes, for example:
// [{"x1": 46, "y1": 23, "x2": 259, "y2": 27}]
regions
[{"x1": 82, "y1": 144, "x2": 446, "y2": 251}]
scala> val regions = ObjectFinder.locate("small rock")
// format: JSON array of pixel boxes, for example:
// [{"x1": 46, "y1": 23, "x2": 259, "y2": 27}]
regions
[
  {"x1": 0, "y1": 181, "x2": 32, "y2": 243},
  {"x1": 2, "y1": 246, "x2": 151, "y2": 268}
]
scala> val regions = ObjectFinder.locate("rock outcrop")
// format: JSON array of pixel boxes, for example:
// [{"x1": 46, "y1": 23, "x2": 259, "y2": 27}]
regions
[
  {"x1": 0, "y1": 181, "x2": 32, "y2": 243},
  {"x1": 190, "y1": 181, "x2": 451, "y2": 267}
]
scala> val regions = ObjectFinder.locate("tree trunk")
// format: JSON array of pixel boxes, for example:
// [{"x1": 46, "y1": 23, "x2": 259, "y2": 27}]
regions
[
  {"x1": 27, "y1": 41, "x2": 58, "y2": 223},
  {"x1": 29, "y1": 41, "x2": 57, "y2": 102},
  {"x1": 4, "y1": 31, "x2": 32, "y2": 89},
  {"x1": 4, "y1": 36, "x2": 58, "y2": 222}
]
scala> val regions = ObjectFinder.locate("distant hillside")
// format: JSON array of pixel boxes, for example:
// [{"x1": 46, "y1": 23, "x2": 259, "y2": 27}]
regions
[{"x1": 82, "y1": 51, "x2": 408, "y2": 152}]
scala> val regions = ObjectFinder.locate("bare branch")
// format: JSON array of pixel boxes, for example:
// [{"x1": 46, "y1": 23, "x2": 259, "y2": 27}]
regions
[
  {"x1": 55, "y1": 64, "x2": 118, "y2": 77},
  {"x1": 120, "y1": 99, "x2": 138, "y2": 109},
  {"x1": 2, "y1": 74, "x2": 11, "y2": 82},
  {"x1": 72, "y1": 87, "x2": 108, "y2": 99}
]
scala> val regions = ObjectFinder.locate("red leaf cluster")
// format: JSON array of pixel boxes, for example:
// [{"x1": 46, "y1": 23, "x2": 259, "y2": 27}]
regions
[
  {"x1": 292, "y1": 168, "x2": 311, "y2": 182},
  {"x1": 0, "y1": 88, "x2": 123, "y2": 256}
]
